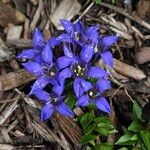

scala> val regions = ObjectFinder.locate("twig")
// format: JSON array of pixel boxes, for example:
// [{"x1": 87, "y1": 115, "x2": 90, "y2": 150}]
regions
[
  {"x1": 0, "y1": 69, "x2": 35, "y2": 91},
  {"x1": 99, "y1": 2, "x2": 150, "y2": 30},
  {"x1": 30, "y1": 0, "x2": 44, "y2": 31},
  {"x1": 0, "y1": 144, "x2": 14, "y2": 150},
  {"x1": 113, "y1": 59, "x2": 146, "y2": 80},
  {"x1": 75, "y1": 2, "x2": 94, "y2": 23},
  {"x1": 0, "y1": 97, "x2": 20, "y2": 104},
  {"x1": 32, "y1": 120, "x2": 67, "y2": 149},
  {"x1": 0, "y1": 99, "x2": 19, "y2": 125}
]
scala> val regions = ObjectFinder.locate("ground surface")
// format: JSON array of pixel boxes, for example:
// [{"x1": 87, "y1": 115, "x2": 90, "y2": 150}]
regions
[{"x1": 0, "y1": 0, "x2": 150, "y2": 150}]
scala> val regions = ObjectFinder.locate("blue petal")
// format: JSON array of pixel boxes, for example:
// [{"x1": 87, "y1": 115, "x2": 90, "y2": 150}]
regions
[
  {"x1": 57, "y1": 34, "x2": 72, "y2": 43},
  {"x1": 80, "y1": 79, "x2": 93, "y2": 92},
  {"x1": 48, "y1": 37, "x2": 61, "y2": 48},
  {"x1": 32, "y1": 28, "x2": 45, "y2": 49},
  {"x1": 41, "y1": 103, "x2": 54, "y2": 121},
  {"x1": 32, "y1": 89, "x2": 50, "y2": 102},
  {"x1": 34, "y1": 55, "x2": 42, "y2": 64},
  {"x1": 57, "y1": 102, "x2": 74, "y2": 117},
  {"x1": 101, "y1": 51, "x2": 113, "y2": 67},
  {"x1": 52, "y1": 82, "x2": 64, "y2": 97},
  {"x1": 74, "y1": 78, "x2": 84, "y2": 98},
  {"x1": 95, "y1": 97, "x2": 111, "y2": 113},
  {"x1": 58, "y1": 68, "x2": 72, "y2": 85},
  {"x1": 42, "y1": 42, "x2": 53, "y2": 64},
  {"x1": 17, "y1": 49, "x2": 37, "y2": 59},
  {"x1": 85, "y1": 26, "x2": 99, "y2": 43},
  {"x1": 75, "y1": 21, "x2": 84, "y2": 32},
  {"x1": 102, "y1": 35, "x2": 118, "y2": 48},
  {"x1": 77, "y1": 94, "x2": 90, "y2": 107},
  {"x1": 87, "y1": 66, "x2": 108, "y2": 78},
  {"x1": 96, "y1": 79, "x2": 111, "y2": 93},
  {"x1": 30, "y1": 76, "x2": 50, "y2": 94},
  {"x1": 49, "y1": 78, "x2": 58, "y2": 86},
  {"x1": 22, "y1": 62, "x2": 43, "y2": 76},
  {"x1": 57, "y1": 56, "x2": 74, "y2": 69},
  {"x1": 63, "y1": 45, "x2": 74, "y2": 58},
  {"x1": 60, "y1": 19, "x2": 74, "y2": 34},
  {"x1": 80, "y1": 45, "x2": 94, "y2": 63}
]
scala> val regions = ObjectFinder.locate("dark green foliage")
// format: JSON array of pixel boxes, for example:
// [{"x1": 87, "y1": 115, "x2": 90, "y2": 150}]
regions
[
  {"x1": 115, "y1": 101, "x2": 150, "y2": 150},
  {"x1": 79, "y1": 112, "x2": 116, "y2": 147}
]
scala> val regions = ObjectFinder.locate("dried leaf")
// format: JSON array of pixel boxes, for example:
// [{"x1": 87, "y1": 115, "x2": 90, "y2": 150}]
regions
[{"x1": 134, "y1": 47, "x2": 150, "y2": 64}]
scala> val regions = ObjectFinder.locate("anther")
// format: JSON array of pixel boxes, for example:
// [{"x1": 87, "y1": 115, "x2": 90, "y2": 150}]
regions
[
  {"x1": 94, "y1": 45, "x2": 99, "y2": 53},
  {"x1": 89, "y1": 91, "x2": 93, "y2": 96},
  {"x1": 50, "y1": 71, "x2": 55, "y2": 76},
  {"x1": 77, "y1": 65, "x2": 82, "y2": 70}
]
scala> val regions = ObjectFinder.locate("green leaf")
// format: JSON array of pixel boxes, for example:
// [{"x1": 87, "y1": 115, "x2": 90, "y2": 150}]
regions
[
  {"x1": 94, "y1": 116, "x2": 115, "y2": 136},
  {"x1": 88, "y1": 103, "x2": 96, "y2": 110},
  {"x1": 109, "y1": 128, "x2": 118, "y2": 134},
  {"x1": 86, "y1": 146, "x2": 92, "y2": 150},
  {"x1": 81, "y1": 133, "x2": 95, "y2": 144},
  {"x1": 118, "y1": 148, "x2": 128, "y2": 150},
  {"x1": 115, "y1": 134, "x2": 138, "y2": 145},
  {"x1": 89, "y1": 139, "x2": 96, "y2": 146},
  {"x1": 94, "y1": 125, "x2": 111, "y2": 136},
  {"x1": 65, "y1": 93, "x2": 76, "y2": 109},
  {"x1": 94, "y1": 116, "x2": 111, "y2": 124},
  {"x1": 128, "y1": 119, "x2": 145, "y2": 132},
  {"x1": 80, "y1": 112, "x2": 94, "y2": 129},
  {"x1": 94, "y1": 143, "x2": 114, "y2": 150},
  {"x1": 133, "y1": 101, "x2": 142, "y2": 120},
  {"x1": 84, "y1": 122, "x2": 97, "y2": 134},
  {"x1": 140, "y1": 130, "x2": 150, "y2": 150},
  {"x1": 93, "y1": 0, "x2": 101, "y2": 4}
]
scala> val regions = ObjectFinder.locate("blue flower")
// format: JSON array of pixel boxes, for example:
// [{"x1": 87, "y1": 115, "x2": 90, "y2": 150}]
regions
[
  {"x1": 18, "y1": 28, "x2": 45, "y2": 61},
  {"x1": 22, "y1": 41, "x2": 64, "y2": 95},
  {"x1": 60, "y1": 19, "x2": 84, "y2": 44},
  {"x1": 18, "y1": 19, "x2": 115, "y2": 121},
  {"x1": 57, "y1": 44, "x2": 108, "y2": 79},
  {"x1": 57, "y1": 44, "x2": 108, "y2": 98},
  {"x1": 75, "y1": 78, "x2": 111, "y2": 113},
  {"x1": 60, "y1": 20, "x2": 118, "y2": 67},
  {"x1": 32, "y1": 89, "x2": 74, "y2": 121},
  {"x1": 18, "y1": 28, "x2": 61, "y2": 61},
  {"x1": 94, "y1": 35, "x2": 118, "y2": 67}
]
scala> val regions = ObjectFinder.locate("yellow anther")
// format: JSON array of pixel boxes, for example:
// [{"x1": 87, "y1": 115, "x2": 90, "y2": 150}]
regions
[
  {"x1": 94, "y1": 45, "x2": 99, "y2": 53},
  {"x1": 50, "y1": 71, "x2": 55, "y2": 76},
  {"x1": 76, "y1": 73, "x2": 79, "y2": 76},
  {"x1": 89, "y1": 91, "x2": 93, "y2": 96},
  {"x1": 74, "y1": 69, "x2": 77, "y2": 73},
  {"x1": 77, "y1": 65, "x2": 82, "y2": 70},
  {"x1": 80, "y1": 73, "x2": 83, "y2": 76}
]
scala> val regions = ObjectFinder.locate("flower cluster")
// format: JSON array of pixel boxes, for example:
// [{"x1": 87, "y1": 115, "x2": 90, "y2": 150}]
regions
[{"x1": 18, "y1": 20, "x2": 118, "y2": 121}]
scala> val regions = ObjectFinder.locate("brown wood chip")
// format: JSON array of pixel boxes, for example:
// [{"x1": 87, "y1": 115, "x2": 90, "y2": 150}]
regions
[
  {"x1": 0, "y1": 2, "x2": 17, "y2": 28},
  {"x1": 0, "y1": 69, "x2": 35, "y2": 91}
]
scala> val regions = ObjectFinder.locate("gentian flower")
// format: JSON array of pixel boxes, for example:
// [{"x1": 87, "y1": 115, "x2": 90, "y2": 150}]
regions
[
  {"x1": 22, "y1": 41, "x2": 64, "y2": 95},
  {"x1": 75, "y1": 78, "x2": 111, "y2": 113},
  {"x1": 32, "y1": 89, "x2": 74, "y2": 121},
  {"x1": 60, "y1": 19, "x2": 84, "y2": 44},
  {"x1": 18, "y1": 19, "x2": 116, "y2": 121},
  {"x1": 60, "y1": 19, "x2": 118, "y2": 67},
  {"x1": 18, "y1": 29, "x2": 45, "y2": 61},
  {"x1": 57, "y1": 44, "x2": 109, "y2": 97},
  {"x1": 94, "y1": 35, "x2": 118, "y2": 67}
]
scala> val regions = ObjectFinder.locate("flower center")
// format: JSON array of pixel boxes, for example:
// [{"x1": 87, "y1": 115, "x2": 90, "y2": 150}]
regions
[
  {"x1": 94, "y1": 44, "x2": 99, "y2": 53},
  {"x1": 88, "y1": 89, "x2": 98, "y2": 99},
  {"x1": 44, "y1": 65, "x2": 57, "y2": 77},
  {"x1": 73, "y1": 64, "x2": 85, "y2": 77},
  {"x1": 50, "y1": 98, "x2": 58, "y2": 106},
  {"x1": 74, "y1": 32, "x2": 82, "y2": 41}
]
